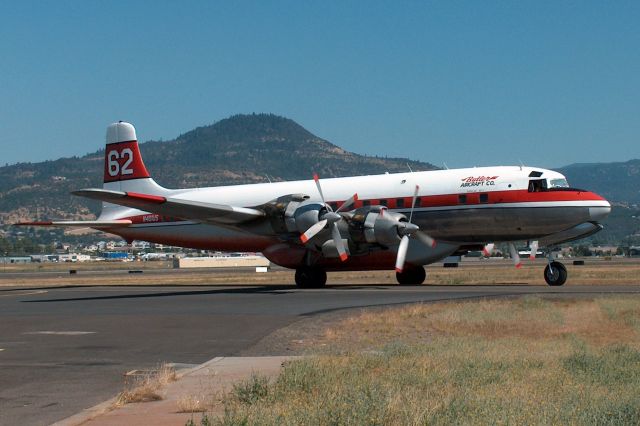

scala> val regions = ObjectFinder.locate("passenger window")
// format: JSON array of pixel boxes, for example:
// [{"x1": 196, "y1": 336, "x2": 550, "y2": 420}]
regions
[
  {"x1": 379, "y1": 199, "x2": 388, "y2": 207},
  {"x1": 415, "y1": 197, "x2": 422, "y2": 207},
  {"x1": 362, "y1": 200, "x2": 370, "y2": 207},
  {"x1": 458, "y1": 194, "x2": 467, "y2": 204},
  {"x1": 396, "y1": 198, "x2": 405, "y2": 208},
  {"x1": 479, "y1": 193, "x2": 489, "y2": 204},
  {"x1": 329, "y1": 202, "x2": 338, "y2": 210}
]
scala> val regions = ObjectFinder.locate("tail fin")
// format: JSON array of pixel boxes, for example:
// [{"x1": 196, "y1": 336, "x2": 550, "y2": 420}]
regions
[
  {"x1": 100, "y1": 121, "x2": 168, "y2": 219},
  {"x1": 102, "y1": 121, "x2": 167, "y2": 194}
]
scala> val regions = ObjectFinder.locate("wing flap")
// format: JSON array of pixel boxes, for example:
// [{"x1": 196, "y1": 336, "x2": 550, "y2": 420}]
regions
[{"x1": 72, "y1": 188, "x2": 265, "y2": 225}]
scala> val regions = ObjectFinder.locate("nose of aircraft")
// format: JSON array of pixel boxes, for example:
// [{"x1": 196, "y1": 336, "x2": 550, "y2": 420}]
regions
[{"x1": 589, "y1": 198, "x2": 611, "y2": 222}]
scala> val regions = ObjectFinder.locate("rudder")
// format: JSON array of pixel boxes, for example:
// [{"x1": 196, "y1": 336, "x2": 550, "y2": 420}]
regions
[
  {"x1": 99, "y1": 121, "x2": 168, "y2": 220},
  {"x1": 102, "y1": 121, "x2": 167, "y2": 194}
]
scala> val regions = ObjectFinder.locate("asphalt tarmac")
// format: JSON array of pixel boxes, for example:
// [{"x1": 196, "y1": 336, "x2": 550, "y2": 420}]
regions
[{"x1": 1, "y1": 283, "x2": 639, "y2": 425}]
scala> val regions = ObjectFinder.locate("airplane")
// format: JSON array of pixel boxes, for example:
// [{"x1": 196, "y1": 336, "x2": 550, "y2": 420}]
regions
[{"x1": 18, "y1": 121, "x2": 612, "y2": 288}]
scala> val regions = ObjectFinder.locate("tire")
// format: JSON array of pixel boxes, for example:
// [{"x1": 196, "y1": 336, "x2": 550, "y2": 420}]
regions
[
  {"x1": 396, "y1": 265, "x2": 426, "y2": 285},
  {"x1": 544, "y1": 261, "x2": 567, "y2": 286},
  {"x1": 295, "y1": 267, "x2": 327, "y2": 288}
]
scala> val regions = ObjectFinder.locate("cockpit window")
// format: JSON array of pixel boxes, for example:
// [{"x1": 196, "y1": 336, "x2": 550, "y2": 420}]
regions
[
  {"x1": 528, "y1": 179, "x2": 547, "y2": 192},
  {"x1": 549, "y1": 178, "x2": 569, "y2": 188}
]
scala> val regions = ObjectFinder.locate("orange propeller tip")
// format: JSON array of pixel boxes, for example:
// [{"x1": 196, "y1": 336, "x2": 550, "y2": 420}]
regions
[
  {"x1": 300, "y1": 235, "x2": 308, "y2": 243},
  {"x1": 339, "y1": 253, "x2": 348, "y2": 262},
  {"x1": 313, "y1": 173, "x2": 319, "y2": 181},
  {"x1": 395, "y1": 267, "x2": 403, "y2": 273},
  {"x1": 515, "y1": 262, "x2": 523, "y2": 269}
]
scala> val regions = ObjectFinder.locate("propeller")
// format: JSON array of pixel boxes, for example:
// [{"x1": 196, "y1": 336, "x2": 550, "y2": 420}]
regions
[
  {"x1": 299, "y1": 174, "x2": 357, "y2": 262},
  {"x1": 508, "y1": 243, "x2": 522, "y2": 269},
  {"x1": 395, "y1": 185, "x2": 437, "y2": 273},
  {"x1": 529, "y1": 240, "x2": 539, "y2": 260}
]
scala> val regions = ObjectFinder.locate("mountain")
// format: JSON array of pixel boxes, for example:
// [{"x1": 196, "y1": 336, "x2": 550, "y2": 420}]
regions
[
  {"x1": 557, "y1": 160, "x2": 640, "y2": 206},
  {"x1": 0, "y1": 114, "x2": 437, "y2": 224},
  {"x1": 555, "y1": 159, "x2": 640, "y2": 245}
]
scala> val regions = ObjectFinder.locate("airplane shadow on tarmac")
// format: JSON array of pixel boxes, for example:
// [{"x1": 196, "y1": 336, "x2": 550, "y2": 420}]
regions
[{"x1": 20, "y1": 283, "x2": 536, "y2": 304}]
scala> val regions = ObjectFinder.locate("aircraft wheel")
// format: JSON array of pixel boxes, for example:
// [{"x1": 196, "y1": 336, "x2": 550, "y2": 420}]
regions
[
  {"x1": 544, "y1": 261, "x2": 567, "y2": 286},
  {"x1": 295, "y1": 267, "x2": 327, "y2": 288},
  {"x1": 396, "y1": 266, "x2": 426, "y2": 286}
]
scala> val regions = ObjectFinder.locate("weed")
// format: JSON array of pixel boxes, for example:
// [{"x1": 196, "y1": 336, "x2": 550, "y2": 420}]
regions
[
  {"x1": 232, "y1": 373, "x2": 269, "y2": 405},
  {"x1": 115, "y1": 363, "x2": 176, "y2": 406}
]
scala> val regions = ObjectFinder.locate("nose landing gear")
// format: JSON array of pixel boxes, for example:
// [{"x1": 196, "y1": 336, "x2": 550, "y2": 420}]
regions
[{"x1": 544, "y1": 260, "x2": 567, "y2": 286}]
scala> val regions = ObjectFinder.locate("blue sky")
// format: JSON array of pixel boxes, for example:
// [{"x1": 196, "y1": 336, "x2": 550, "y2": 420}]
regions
[{"x1": 1, "y1": 1, "x2": 638, "y2": 168}]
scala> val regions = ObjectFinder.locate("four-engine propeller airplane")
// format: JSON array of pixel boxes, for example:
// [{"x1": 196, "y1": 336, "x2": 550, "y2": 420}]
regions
[{"x1": 18, "y1": 121, "x2": 612, "y2": 287}]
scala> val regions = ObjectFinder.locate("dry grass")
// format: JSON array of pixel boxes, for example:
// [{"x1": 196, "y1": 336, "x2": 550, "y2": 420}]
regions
[
  {"x1": 115, "y1": 363, "x2": 177, "y2": 406},
  {"x1": 1, "y1": 258, "x2": 638, "y2": 287},
  {"x1": 177, "y1": 394, "x2": 209, "y2": 413},
  {"x1": 215, "y1": 296, "x2": 640, "y2": 425}
]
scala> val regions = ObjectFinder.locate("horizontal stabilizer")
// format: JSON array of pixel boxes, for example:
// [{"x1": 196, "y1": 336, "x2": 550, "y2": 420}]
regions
[
  {"x1": 72, "y1": 188, "x2": 265, "y2": 225},
  {"x1": 14, "y1": 220, "x2": 132, "y2": 228}
]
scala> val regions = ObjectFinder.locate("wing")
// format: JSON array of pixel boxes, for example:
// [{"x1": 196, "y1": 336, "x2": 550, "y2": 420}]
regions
[
  {"x1": 72, "y1": 188, "x2": 265, "y2": 225},
  {"x1": 14, "y1": 219, "x2": 132, "y2": 228}
]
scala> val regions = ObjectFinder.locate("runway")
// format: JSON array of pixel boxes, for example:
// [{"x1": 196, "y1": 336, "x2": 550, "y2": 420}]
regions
[{"x1": 1, "y1": 283, "x2": 639, "y2": 425}]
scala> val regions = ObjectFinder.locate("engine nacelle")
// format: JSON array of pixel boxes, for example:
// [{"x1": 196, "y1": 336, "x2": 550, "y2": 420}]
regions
[
  {"x1": 262, "y1": 195, "x2": 330, "y2": 237},
  {"x1": 262, "y1": 194, "x2": 308, "y2": 235},
  {"x1": 292, "y1": 201, "x2": 329, "y2": 234},
  {"x1": 347, "y1": 206, "x2": 405, "y2": 247}
]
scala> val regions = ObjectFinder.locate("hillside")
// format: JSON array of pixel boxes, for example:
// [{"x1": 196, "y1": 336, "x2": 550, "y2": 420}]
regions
[
  {"x1": 0, "y1": 114, "x2": 436, "y2": 223},
  {"x1": 558, "y1": 160, "x2": 640, "y2": 205}
]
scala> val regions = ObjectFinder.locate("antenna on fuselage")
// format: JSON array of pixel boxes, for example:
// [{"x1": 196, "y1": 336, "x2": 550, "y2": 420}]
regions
[
  {"x1": 265, "y1": 174, "x2": 272, "y2": 183},
  {"x1": 443, "y1": 162, "x2": 449, "y2": 170},
  {"x1": 406, "y1": 163, "x2": 413, "y2": 173},
  {"x1": 518, "y1": 159, "x2": 524, "y2": 170}
]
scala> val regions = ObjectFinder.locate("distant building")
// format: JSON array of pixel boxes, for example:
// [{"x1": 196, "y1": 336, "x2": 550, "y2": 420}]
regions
[
  {"x1": 630, "y1": 247, "x2": 640, "y2": 257},
  {"x1": 58, "y1": 253, "x2": 91, "y2": 262},
  {"x1": 1, "y1": 256, "x2": 32, "y2": 264}
]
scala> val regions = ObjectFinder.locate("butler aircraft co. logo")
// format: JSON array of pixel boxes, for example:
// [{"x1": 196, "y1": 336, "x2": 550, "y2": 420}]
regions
[{"x1": 460, "y1": 176, "x2": 499, "y2": 188}]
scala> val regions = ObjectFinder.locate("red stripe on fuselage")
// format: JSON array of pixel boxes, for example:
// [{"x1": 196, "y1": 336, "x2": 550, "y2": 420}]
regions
[
  {"x1": 115, "y1": 189, "x2": 605, "y2": 225},
  {"x1": 342, "y1": 189, "x2": 604, "y2": 209}
]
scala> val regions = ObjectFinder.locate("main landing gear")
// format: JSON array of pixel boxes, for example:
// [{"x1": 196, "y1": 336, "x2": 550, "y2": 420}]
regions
[
  {"x1": 295, "y1": 266, "x2": 327, "y2": 288},
  {"x1": 396, "y1": 265, "x2": 426, "y2": 286}
]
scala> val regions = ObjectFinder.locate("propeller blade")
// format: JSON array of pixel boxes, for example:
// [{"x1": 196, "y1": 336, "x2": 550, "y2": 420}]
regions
[
  {"x1": 529, "y1": 240, "x2": 539, "y2": 260},
  {"x1": 409, "y1": 185, "x2": 420, "y2": 223},
  {"x1": 508, "y1": 243, "x2": 522, "y2": 269},
  {"x1": 482, "y1": 243, "x2": 495, "y2": 257},
  {"x1": 313, "y1": 173, "x2": 326, "y2": 205},
  {"x1": 335, "y1": 193, "x2": 358, "y2": 213},
  {"x1": 300, "y1": 219, "x2": 327, "y2": 243},
  {"x1": 416, "y1": 231, "x2": 437, "y2": 248},
  {"x1": 395, "y1": 235, "x2": 410, "y2": 273},
  {"x1": 331, "y1": 223, "x2": 348, "y2": 261}
]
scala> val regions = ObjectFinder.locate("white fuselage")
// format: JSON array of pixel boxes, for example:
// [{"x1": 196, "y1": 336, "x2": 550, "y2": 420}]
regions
[{"x1": 99, "y1": 165, "x2": 610, "y2": 270}]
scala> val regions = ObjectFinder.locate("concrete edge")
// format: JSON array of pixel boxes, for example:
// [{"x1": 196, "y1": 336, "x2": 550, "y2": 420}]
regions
[
  {"x1": 50, "y1": 356, "x2": 300, "y2": 426},
  {"x1": 51, "y1": 357, "x2": 225, "y2": 426}
]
